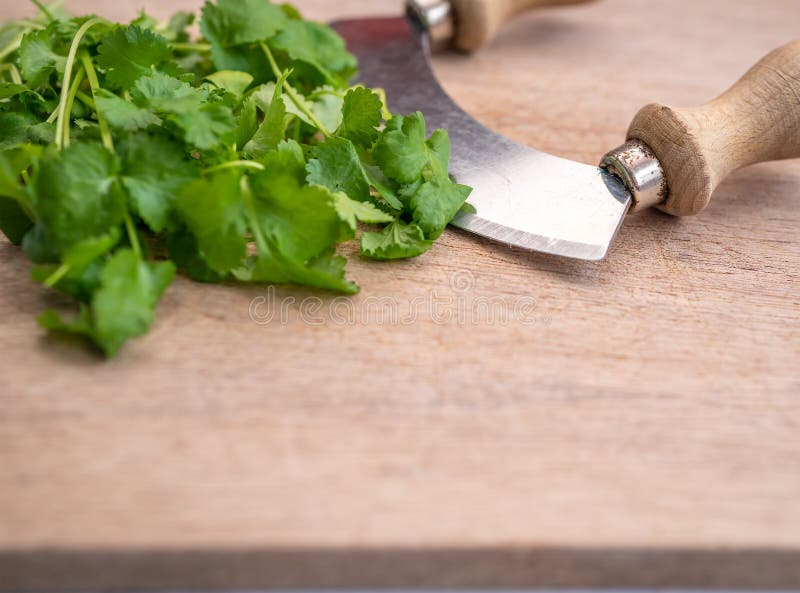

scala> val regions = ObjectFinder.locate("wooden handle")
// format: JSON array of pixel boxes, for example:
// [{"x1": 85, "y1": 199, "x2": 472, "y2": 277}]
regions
[
  {"x1": 449, "y1": 0, "x2": 595, "y2": 51},
  {"x1": 627, "y1": 40, "x2": 800, "y2": 216}
]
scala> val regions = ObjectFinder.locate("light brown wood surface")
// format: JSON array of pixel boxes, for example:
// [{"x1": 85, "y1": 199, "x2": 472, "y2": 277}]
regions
[
  {"x1": 449, "y1": 0, "x2": 596, "y2": 51},
  {"x1": 629, "y1": 40, "x2": 800, "y2": 216},
  {"x1": 1, "y1": 0, "x2": 800, "y2": 590}
]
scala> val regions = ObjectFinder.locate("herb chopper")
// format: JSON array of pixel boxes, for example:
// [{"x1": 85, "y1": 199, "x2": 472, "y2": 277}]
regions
[{"x1": 334, "y1": 0, "x2": 800, "y2": 260}]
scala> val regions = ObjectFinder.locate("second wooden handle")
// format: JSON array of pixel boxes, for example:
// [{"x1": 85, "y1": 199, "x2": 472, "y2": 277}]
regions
[
  {"x1": 450, "y1": 0, "x2": 595, "y2": 51},
  {"x1": 627, "y1": 40, "x2": 800, "y2": 216}
]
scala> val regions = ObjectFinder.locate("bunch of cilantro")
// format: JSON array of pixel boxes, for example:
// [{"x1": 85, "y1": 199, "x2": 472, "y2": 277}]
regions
[{"x1": 0, "y1": 0, "x2": 472, "y2": 356}]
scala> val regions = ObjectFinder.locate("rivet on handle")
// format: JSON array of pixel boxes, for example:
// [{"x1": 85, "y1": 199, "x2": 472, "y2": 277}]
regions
[{"x1": 601, "y1": 140, "x2": 668, "y2": 212}]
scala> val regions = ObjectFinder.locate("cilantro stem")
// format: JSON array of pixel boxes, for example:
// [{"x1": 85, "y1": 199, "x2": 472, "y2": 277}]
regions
[
  {"x1": 75, "y1": 89, "x2": 95, "y2": 110},
  {"x1": 56, "y1": 16, "x2": 104, "y2": 151},
  {"x1": 79, "y1": 51, "x2": 114, "y2": 151},
  {"x1": 124, "y1": 213, "x2": 142, "y2": 258},
  {"x1": 374, "y1": 87, "x2": 392, "y2": 121},
  {"x1": 260, "y1": 42, "x2": 332, "y2": 137},
  {"x1": 61, "y1": 66, "x2": 85, "y2": 149},
  {"x1": 43, "y1": 263, "x2": 70, "y2": 288},
  {"x1": 240, "y1": 176, "x2": 269, "y2": 255},
  {"x1": 30, "y1": 0, "x2": 56, "y2": 22},
  {"x1": 0, "y1": 63, "x2": 23, "y2": 84},
  {"x1": 16, "y1": 20, "x2": 47, "y2": 31},
  {"x1": 203, "y1": 160, "x2": 265, "y2": 175},
  {"x1": 170, "y1": 42, "x2": 211, "y2": 53}
]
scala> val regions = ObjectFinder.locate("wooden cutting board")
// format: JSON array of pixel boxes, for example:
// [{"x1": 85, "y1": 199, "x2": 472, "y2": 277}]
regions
[{"x1": 1, "y1": 0, "x2": 799, "y2": 589}]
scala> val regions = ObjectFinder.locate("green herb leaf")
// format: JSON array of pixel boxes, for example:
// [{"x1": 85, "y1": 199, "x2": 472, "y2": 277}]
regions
[
  {"x1": 243, "y1": 72, "x2": 287, "y2": 157},
  {"x1": 31, "y1": 143, "x2": 125, "y2": 252},
  {"x1": 38, "y1": 249, "x2": 175, "y2": 356},
  {"x1": 176, "y1": 171, "x2": 248, "y2": 273},
  {"x1": 96, "y1": 25, "x2": 173, "y2": 90},
  {"x1": 373, "y1": 112, "x2": 428, "y2": 184},
  {"x1": 18, "y1": 26, "x2": 67, "y2": 89},
  {"x1": 270, "y1": 20, "x2": 356, "y2": 87},
  {"x1": 409, "y1": 176, "x2": 472, "y2": 240},
  {"x1": 94, "y1": 89, "x2": 162, "y2": 131},
  {"x1": 337, "y1": 86, "x2": 382, "y2": 148},
  {"x1": 118, "y1": 133, "x2": 199, "y2": 232},
  {"x1": 333, "y1": 192, "x2": 395, "y2": 232},
  {"x1": 361, "y1": 221, "x2": 433, "y2": 260},
  {"x1": 306, "y1": 137, "x2": 371, "y2": 202},
  {"x1": 90, "y1": 249, "x2": 175, "y2": 355}
]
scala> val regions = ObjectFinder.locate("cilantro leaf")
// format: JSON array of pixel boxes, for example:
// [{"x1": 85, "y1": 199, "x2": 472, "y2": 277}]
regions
[
  {"x1": 91, "y1": 249, "x2": 175, "y2": 355},
  {"x1": 0, "y1": 112, "x2": 39, "y2": 150},
  {"x1": 270, "y1": 20, "x2": 356, "y2": 87},
  {"x1": 234, "y1": 95, "x2": 258, "y2": 151},
  {"x1": 248, "y1": 167, "x2": 347, "y2": 263},
  {"x1": 409, "y1": 176, "x2": 472, "y2": 240},
  {"x1": 94, "y1": 89, "x2": 162, "y2": 132},
  {"x1": 333, "y1": 192, "x2": 395, "y2": 232},
  {"x1": 200, "y1": 0, "x2": 287, "y2": 73},
  {"x1": 243, "y1": 73, "x2": 287, "y2": 157},
  {"x1": 131, "y1": 70, "x2": 199, "y2": 107},
  {"x1": 167, "y1": 226, "x2": 228, "y2": 283},
  {"x1": 132, "y1": 72, "x2": 236, "y2": 150},
  {"x1": 201, "y1": 0, "x2": 287, "y2": 47},
  {"x1": 235, "y1": 248, "x2": 358, "y2": 294},
  {"x1": 38, "y1": 305, "x2": 96, "y2": 342},
  {"x1": 260, "y1": 139, "x2": 306, "y2": 182},
  {"x1": 373, "y1": 112, "x2": 429, "y2": 184},
  {"x1": 0, "y1": 197, "x2": 33, "y2": 245},
  {"x1": 31, "y1": 143, "x2": 125, "y2": 252},
  {"x1": 61, "y1": 227, "x2": 121, "y2": 271},
  {"x1": 0, "y1": 145, "x2": 39, "y2": 204},
  {"x1": 118, "y1": 133, "x2": 199, "y2": 232},
  {"x1": 172, "y1": 103, "x2": 235, "y2": 151},
  {"x1": 18, "y1": 26, "x2": 67, "y2": 89},
  {"x1": 361, "y1": 222, "x2": 433, "y2": 260},
  {"x1": 39, "y1": 250, "x2": 175, "y2": 356},
  {"x1": 96, "y1": 25, "x2": 173, "y2": 90},
  {"x1": 306, "y1": 137, "x2": 370, "y2": 202},
  {"x1": 205, "y1": 70, "x2": 254, "y2": 102},
  {"x1": 176, "y1": 171, "x2": 247, "y2": 273},
  {"x1": 337, "y1": 86, "x2": 382, "y2": 148}
]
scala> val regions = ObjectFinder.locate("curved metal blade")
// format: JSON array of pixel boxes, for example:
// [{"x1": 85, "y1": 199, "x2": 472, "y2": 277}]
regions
[{"x1": 333, "y1": 17, "x2": 632, "y2": 261}]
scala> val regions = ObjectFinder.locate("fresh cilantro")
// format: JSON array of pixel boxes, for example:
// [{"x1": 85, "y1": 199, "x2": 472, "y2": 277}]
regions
[
  {"x1": 270, "y1": 20, "x2": 357, "y2": 87},
  {"x1": 40, "y1": 249, "x2": 175, "y2": 355},
  {"x1": 18, "y1": 25, "x2": 67, "y2": 89},
  {"x1": 361, "y1": 222, "x2": 433, "y2": 261},
  {"x1": 30, "y1": 143, "x2": 125, "y2": 252},
  {"x1": 0, "y1": 2, "x2": 472, "y2": 356},
  {"x1": 94, "y1": 89, "x2": 163, "y2": 131},
  {"x1": 333, "y1": 192, "x2": 394, "y2": 232},
  {"x1": 96, "y1": 25, "x2": 173, "y2": 90},
  {"x1": 176, "y1": 171, "x2": 248, "y2": 273},
  {"x1": 338, "y1": 87, "x2": 382, "y2": 148},
  {"x1": 243, "y1": 72, "x2": 287, "y2": 157},
  {"x1": 306, "y1": 137, "x2": 371, "y2": 202},
  {"x1": 374, "y1": 112, "x2": 430, "y2": 184},
  {"x1": 118, "y1": 133, "x2": 199, "y2": 232}
]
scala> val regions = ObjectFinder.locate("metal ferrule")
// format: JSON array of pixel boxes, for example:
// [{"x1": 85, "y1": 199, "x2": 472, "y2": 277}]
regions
[
  {"x1": 601, "y1": 140, "x2": 668, "y2": 211},
  {"x1": 406, "y1": 0, "x2": 455, "y2": 51}
]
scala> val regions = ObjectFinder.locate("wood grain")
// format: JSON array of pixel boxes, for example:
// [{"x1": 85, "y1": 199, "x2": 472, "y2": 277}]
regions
[
  {"x1": 1, "y1": 0, "x2": 800, "y2": 590},
  {"x1": 628, "y1": 40, "x2": 800, "y2": 216}
]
